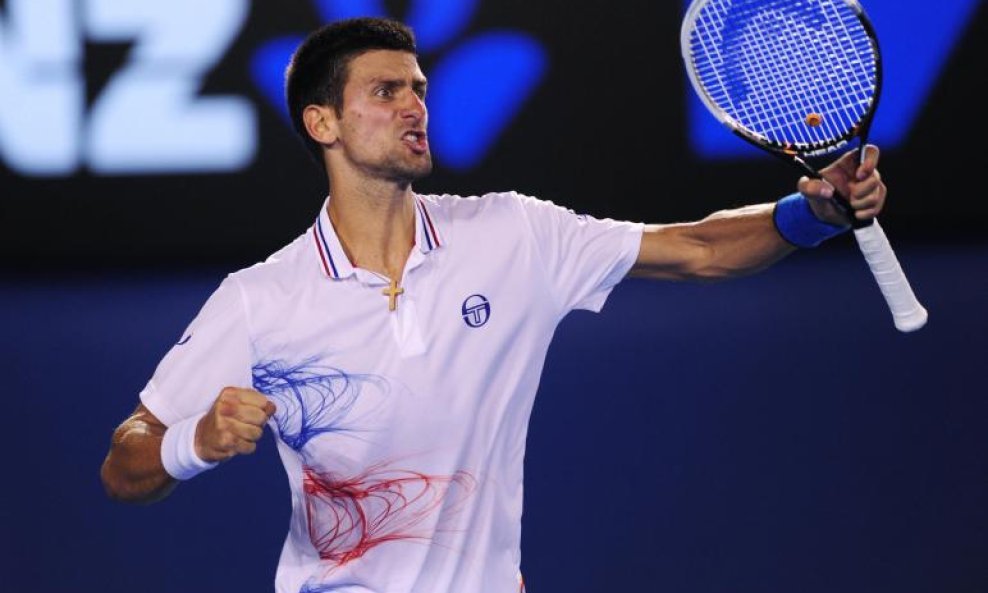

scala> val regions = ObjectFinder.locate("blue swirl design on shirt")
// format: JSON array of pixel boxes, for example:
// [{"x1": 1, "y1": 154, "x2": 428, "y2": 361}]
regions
[
  {"x1": 252, "y1": 358, "x2": 387, "y2": 454},
  {"x1": 299, "y1": 584, "x2": 346, "y2": 593}
]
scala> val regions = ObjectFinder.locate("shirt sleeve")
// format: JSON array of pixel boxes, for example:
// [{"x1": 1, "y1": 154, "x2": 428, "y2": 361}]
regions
[
  {"x1": 139, "y1": 276, "x2": 252, "y2": 427},
  {"x1": 513, "y1": 192, "x2": 644, "y2": 314}
]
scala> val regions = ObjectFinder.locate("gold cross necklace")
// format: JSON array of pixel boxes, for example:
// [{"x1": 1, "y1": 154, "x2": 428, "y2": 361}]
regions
[{"x1": 382, "y1": 279, "x2": 404, "y2": 312}]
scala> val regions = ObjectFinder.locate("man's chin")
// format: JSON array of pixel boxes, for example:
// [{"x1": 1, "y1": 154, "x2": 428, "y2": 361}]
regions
[
  {"x1": 363, "y1": 153, "x2": 433, "y2": 185},
  {"x1": 390, "y1": 159, "x2": 433, "y2": 184}
]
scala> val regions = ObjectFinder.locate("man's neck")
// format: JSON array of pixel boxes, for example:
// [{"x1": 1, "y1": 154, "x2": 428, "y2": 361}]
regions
[{"x1": 326, "y1": 174, "x2": 417, "y2": 282}]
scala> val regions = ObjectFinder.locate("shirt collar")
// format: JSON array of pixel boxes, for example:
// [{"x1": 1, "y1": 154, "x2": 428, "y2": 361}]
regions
[
  {"x1": 413, "y1": 194, "x2": 444, "y2": 255},
  {"x1": 311, "y1": 194, "x2": 445, "y2": 280}
]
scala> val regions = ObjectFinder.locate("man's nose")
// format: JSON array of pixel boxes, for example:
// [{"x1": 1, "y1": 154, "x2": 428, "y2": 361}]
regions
[{"x1": 401, "y1": 92, "x2": 427, "y2": 121}]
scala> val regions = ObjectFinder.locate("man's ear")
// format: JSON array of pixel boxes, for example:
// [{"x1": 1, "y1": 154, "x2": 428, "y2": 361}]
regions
[{"x1": 302, "y1": 104, "x2": 339, "y2": 146}]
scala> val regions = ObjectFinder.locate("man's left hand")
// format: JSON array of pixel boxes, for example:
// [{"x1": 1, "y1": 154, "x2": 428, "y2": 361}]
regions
[{"x1": 797, "y1": 144, "x2": 887, "y2": 226}]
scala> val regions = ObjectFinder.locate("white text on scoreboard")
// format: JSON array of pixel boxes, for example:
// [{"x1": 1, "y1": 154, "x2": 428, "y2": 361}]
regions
[{"x1": 0, "y1": 0, "x2": 256, "y2": 176}]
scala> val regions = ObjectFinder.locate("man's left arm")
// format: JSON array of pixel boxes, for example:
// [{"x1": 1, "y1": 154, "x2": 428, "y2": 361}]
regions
[{"x1": 630, "y1": 146, "x2": 887, "y2": 281}]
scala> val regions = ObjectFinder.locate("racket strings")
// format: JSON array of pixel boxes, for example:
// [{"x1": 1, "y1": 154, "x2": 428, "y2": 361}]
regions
[
  {"x1": 733, "y1": 3, "x2": 867, "y2": 140},
  {"x1": 757, "y1": 9, "x2": 849, "y2": 143},
  {"x1": 739, "y1": 3, "x2": 867, "y2": 142},
  {"x1": 687, "y1": 0, "x2": 877, "y2": 149}
]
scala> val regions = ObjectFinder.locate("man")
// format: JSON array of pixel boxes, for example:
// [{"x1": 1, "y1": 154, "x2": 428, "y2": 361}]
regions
[{"x1": 101, "y1": 17, "x2": 886, "y2": 593}]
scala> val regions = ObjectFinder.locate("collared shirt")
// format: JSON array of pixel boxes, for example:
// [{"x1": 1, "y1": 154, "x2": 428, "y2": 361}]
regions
[{"x1": 141, "y1": 191, "x2": 644, "y2": 593}]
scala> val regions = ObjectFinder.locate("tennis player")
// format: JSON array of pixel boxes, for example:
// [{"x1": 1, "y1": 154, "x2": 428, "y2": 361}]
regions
[{"x1": 101, "y1": 17, "x2": 886, "y2": 593}]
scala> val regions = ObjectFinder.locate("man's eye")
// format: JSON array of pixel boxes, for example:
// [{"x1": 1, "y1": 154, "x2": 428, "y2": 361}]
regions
[{"x1": 376, "y1": 87, "x2": 392, "y2": 98}]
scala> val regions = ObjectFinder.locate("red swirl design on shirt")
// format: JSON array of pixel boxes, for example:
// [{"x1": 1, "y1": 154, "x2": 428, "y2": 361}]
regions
[{"x1": 303, "y1": 463, "x2": 476, "y2": 567}]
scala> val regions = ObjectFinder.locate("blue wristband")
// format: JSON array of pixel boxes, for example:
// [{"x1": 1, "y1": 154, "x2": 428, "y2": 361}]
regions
[{"x1": 773, "y1": 193, "x2": 848, "y2": 248}]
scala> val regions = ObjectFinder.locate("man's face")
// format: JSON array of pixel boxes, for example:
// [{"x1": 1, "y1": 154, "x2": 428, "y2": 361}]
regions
[{"x1": 333, "y1": 50, "x2": 432, "y2": 183}]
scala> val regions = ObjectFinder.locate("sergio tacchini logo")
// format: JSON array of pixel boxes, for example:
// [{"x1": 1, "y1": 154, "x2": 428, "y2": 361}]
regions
[{"x1": 461, "y1": 294, "x2": 490, "y2": 328}]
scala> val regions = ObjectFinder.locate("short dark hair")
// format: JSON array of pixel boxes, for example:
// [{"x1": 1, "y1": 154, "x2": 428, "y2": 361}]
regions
[{"x1": 285, "y1": 18, "x2": 418, "y2": 165}]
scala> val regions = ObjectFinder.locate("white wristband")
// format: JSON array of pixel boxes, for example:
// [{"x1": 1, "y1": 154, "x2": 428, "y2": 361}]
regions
[{"x1": 161, "y1": 412, "x2": 218, "y2": 480}]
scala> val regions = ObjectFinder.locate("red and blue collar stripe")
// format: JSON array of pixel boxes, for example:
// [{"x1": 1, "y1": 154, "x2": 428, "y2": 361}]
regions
[
  {"x1": 312, "y1": 214, "x2": 348, "y2": 279},
  {"x1": 415, "y1": 196, "x2": 442, "y2": 253},
  {"x1": 312, "y1": 195, "x2": 444, "y2": 279}
]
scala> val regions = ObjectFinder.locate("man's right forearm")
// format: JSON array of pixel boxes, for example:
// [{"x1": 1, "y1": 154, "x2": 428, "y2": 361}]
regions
[
  {"x1": 102, "y1": 391, "x2": 274, "y2": 503},
  {"x1": 101, "y1": 414, "x2": 177, "y2": 504}
]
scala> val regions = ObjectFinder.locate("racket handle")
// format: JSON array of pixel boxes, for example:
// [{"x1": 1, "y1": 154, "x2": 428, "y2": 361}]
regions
[{"x1": 852, "y1": 220, "x2": 928, "y2": 332}]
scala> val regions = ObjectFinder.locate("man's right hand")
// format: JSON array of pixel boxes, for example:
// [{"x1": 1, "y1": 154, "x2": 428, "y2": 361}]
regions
[{"x1": 195, "y1": 387, "x2": 277, "y2": 462}]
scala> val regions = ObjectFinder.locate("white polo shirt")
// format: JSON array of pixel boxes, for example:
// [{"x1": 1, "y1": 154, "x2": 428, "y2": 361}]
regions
[{"x1": 140, "y1": 191, "x2": 644, "y2": 593}]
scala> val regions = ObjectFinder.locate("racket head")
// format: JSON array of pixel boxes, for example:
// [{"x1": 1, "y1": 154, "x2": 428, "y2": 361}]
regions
[{"x1": 681, "y1": 0, "x2": 883, "y2": 158}]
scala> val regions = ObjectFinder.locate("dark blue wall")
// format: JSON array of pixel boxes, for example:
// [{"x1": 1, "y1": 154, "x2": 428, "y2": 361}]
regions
[{"x1": 3, "y1": 242, "x2": 985, "y2": 593}]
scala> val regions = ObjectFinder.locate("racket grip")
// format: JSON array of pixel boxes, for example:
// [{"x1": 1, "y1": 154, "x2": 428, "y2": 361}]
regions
[{"x1": 852, "y1": 220, "x2": 928, "y2": 332}]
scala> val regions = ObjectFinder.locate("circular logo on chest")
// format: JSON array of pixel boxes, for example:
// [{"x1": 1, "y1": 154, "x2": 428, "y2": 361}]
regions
[{"x1": 461, "y1": 294, "x2": 491, "y2": 328}]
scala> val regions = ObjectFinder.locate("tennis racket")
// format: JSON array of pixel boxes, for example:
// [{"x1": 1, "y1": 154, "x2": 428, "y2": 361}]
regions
[{"x1": 681, "y1": 0, "x2": 928, "y2": 332}]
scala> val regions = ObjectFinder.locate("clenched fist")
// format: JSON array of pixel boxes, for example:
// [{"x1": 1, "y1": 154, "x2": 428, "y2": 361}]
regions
[{"x1": 195, "y1": 387, "x2": 276, "y2": 462}]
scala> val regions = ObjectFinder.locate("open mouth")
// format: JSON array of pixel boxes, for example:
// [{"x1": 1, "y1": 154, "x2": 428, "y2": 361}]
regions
[{"x1": 401, "y1": 130, "x2": 429, "y2": 154}]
